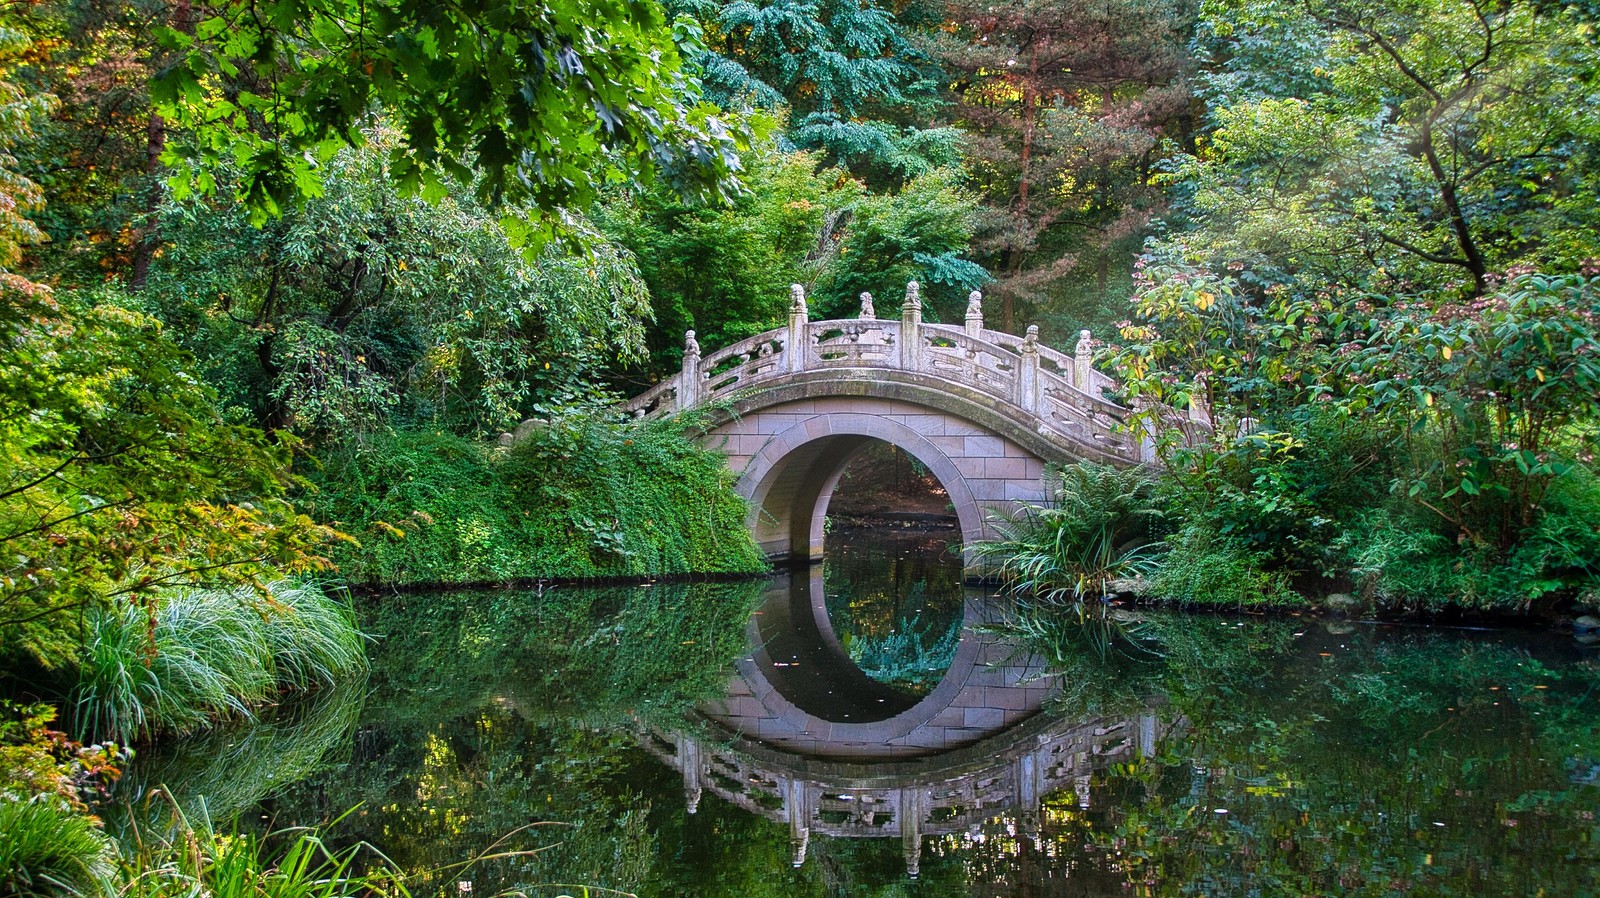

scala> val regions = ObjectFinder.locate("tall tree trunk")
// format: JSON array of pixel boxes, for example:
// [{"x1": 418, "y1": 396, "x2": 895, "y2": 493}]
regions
[
  {"x1": 129, "y1": 0, "x2": 190, "y2": 290},
  {"x1": 128, "y1": 112, "x2": 165, "y2": 290}
]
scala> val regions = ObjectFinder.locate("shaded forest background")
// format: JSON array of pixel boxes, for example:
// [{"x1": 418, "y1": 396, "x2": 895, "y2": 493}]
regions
[{"x1": 2, "y1": 0, "x2": 1599, "y2": 670}]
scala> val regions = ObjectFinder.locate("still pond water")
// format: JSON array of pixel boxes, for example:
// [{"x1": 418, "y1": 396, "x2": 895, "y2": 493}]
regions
[{"x1": 123, "y1": 530, "x2": 1599, "y2": 897}]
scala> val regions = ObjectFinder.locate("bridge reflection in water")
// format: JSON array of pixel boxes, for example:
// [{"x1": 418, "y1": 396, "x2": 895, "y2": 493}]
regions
[{"x1": 643, "y1": 566, "x2": 1171, "y2": 877}]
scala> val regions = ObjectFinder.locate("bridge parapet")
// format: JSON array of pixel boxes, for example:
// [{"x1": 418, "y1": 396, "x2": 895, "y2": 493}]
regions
[{"x1": 625, "y1": 282, "x2": 1148, "y2": 464}]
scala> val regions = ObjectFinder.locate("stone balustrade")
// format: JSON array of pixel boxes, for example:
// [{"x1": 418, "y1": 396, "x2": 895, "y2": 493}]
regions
[{"x1": 624, "y1": 282, "x2": 1144, "y2": 463}]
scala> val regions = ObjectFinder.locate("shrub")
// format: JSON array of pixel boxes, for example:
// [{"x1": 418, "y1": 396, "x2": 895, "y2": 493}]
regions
[
  {"x1": 976, "y1": 462, "x2": 1164, "y2": 605},
  {"x1": 1339, "y1": 464, "x2": 1600, "y2": 611},
  {"x1": 72, "y1": 581, "x2": 364, "y2": 744},
  {"x1": 309, "y1": 419, "x2": 767, "y2": 585},
  {"x1": 0, "y1": 800, "x2": 117, "y2": 898},
  {"x1": 1151, "y1": 525, "x2": 1298, "y2": 608}
]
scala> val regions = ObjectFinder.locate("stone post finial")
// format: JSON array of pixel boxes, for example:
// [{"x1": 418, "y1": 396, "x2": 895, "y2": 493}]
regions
[
  {"x1": 678, "y1": 330, "x2": 702, "y2": 408},
  {"x1": 1074, "y1": 328, "x2": 1092, "y2": 389},
  {"x1": 787, "y1": 285, "x2": 809, "y2": 373},
  {"x1": 964, "y1": 290, "x2": 983, "y2": 337},
  {"x1": 900, "y1": 282, "x2": 922, "y2": 369},
  {"x1": 859, "y1": 292, "x2": 876, "y2": 319},
  {"x1": 1016, "y1": 324, "x2": 1041, "y2": 414}
]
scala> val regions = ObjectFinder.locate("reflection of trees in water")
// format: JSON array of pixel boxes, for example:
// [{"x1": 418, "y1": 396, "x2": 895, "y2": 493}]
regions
[
  {"x1": 108, "y1": 676, "x2": 367, "y2": 838},
  {"x1": 967, "y1": 611, "x2": 1600, "y2": 896},
  {"x1": 125, "y1": 579, "x2": 1600, "y2": 898},
  {"x1": 843, "y1": 604, "x2": 964, "y2": 695},
  {"x1": 126, "y1": 581, "x2": 765, "y2": 898},
  {"x1": 824, "y1": 530, "x2": 968, "y2": 694}
]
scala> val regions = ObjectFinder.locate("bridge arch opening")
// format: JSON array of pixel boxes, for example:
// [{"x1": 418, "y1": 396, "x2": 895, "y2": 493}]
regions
[
  {"x1": 825, "y1": 442, "x2": 955, "y2": 534},
  {"x1": 736, "y1": 413, "x2": 987, "y2": 569}
]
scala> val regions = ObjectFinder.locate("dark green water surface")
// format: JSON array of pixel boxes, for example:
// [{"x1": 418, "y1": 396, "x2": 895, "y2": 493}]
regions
[{"x1": 122, "y1": 531, "x2": 1600, "y2": 897}]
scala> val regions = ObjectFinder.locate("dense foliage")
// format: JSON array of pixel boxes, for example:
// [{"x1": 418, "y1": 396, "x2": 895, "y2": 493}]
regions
[
  {"x1": 308, "y1": 421, "x2": 766, "y2": 585},
  {"x1": 1, "y1": 0, "x2": 1599, "y2": 888},
  {"x1": 0, "y1": 291, "x2": 338, "y2": 670}
]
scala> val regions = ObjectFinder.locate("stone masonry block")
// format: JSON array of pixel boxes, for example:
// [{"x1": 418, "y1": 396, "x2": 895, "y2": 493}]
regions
[
  {"x1": 985, "y1": 457, "x2": 1029, "y2": 479},
  {"x1": 902, "y1": 415, "x2": 946, "y2": 436},
  {"x1": 984, "y1": 687, "x2": 1032, "y2": 711},
  {"x1": 963, "y1": 707, "x2": 1006, "y2": 729},
  {"x1": 954, "y1": 457, "x2": 988, "y2": 479},
  {"x1": 1003, "y1": 480, "x2": 1047, "y2": 501},
  {"x1": 965, "y1": 435, "x2": 1005, "y2": 457}
]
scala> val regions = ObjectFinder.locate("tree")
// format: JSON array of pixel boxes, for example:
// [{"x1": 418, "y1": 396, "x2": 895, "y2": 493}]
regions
[
  {"x1": 811, "y1": 167, "x2": 990, "y2": 321},
  {"x1": 1170, "y1": 0, "x2": 1600, "y2": 299},
  {"x1": 672, "y1": 0, "x2": 956, "y2": 186},
  {"x1": 147, "y1": 129, "x2": 653, "y2": 436},
  {"x1": 938, "y1": 0, "x2": 1193, "y2": 331},
  {"x1": 0, "y1": 290, "x2": 338, "y2": 668},
  {"x1": 0, "y1": 21, "x2": 52, "y2": 292},
  {"x1": 143, "y1": 0, "x2": 748, "y2": 239},
  {"x1": 598, "y1": 146, "x2": 856, "y2": 377},
  {"x1": 596, "y1": 142, "x2": 987, "y2": 379}
]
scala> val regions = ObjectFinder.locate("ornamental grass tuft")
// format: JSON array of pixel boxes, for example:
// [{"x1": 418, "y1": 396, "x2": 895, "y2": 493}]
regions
[{"x1": 72, "y1": 582, "x2": 365, "y2": 745}]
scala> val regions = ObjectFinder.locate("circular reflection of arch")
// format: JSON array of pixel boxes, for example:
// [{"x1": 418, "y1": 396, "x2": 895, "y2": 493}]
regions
[
  {"x1": 707, "y1": 566, "x2": 1058, "y2": 758},
  {"x1": 737, "y1": 414, "x2": 985, "y2": 568}
]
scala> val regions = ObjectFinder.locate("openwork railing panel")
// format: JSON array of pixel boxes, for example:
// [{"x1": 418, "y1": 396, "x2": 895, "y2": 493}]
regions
[
  {"x1": 642, "y1": 709, "x2": 1169, "y2": 874},
  {"x1": 921, "y1": 325, "x2": 1018, "y2": 396},
  {"x1": 623, "y1": 283, "x2": 1154, "y2": 463}
]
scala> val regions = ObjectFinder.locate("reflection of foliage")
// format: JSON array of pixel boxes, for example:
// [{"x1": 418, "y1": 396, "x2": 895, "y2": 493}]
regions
[
  {"x1": 999, "y1": 606, "x2": 1165, "y2": 716},
  {"x1": 247, "y1": 582, "x2": 761, "y2": 897},
  {"x1": 358, "y1": 581, "x2": 763, "y2": 729},
  {"x1": 108, "y1": 678, "x2": 365, "y2": 837},
  {"x1": 823, "y1": 532, "x2": 967, "y2": 695},
  {"x1": 995, "y1": 609, "x2": 1600, "y2": 895},
  {"x1": 844, "y1": 611, "x2": 961, "y2": 695}
]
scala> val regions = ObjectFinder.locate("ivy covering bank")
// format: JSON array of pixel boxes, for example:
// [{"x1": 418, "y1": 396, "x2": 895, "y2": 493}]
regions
[{"x1": 308, "y1": 421, "x2": 767, "y2": 586}]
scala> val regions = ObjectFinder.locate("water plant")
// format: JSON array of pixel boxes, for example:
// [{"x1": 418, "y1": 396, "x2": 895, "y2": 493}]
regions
[
  {"x1": 117, "y1": 807, "x2": 406, "y2": 898},
  {"x1": 72, "y1": 581, "x2": 365, "y2": 744}
]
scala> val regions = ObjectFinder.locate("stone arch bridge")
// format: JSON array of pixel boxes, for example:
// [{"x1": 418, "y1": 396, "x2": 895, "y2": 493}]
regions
[{"x1": 621, "y1": 282, "x2": 1158, "y2": 573}]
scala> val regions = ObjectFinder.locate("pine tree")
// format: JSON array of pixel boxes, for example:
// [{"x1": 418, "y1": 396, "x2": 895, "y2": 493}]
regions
[
  {"x1": 673, "y1": 0, "x2": 954, "y2": 186},
  {"x1": 938, "y1": 0, "x2": 1193, "y2": 331}
]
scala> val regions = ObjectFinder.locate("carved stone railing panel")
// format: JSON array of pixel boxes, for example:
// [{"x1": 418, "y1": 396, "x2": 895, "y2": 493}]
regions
[
  {"x1": 806, "y1": 320, "x2": 899, "y2": 369},
  {"x1": 619, "y1": 284, "x2": 1145, "y2": 464},
  {"x1": 920, "y1": 325, "x2": 1018, "y2": 396},
  {"x1": 697, "y1": 333, "x2": 788, "y2": 401}
]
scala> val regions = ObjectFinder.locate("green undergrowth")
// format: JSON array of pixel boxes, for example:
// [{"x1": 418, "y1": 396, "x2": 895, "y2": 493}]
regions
[
  {"x1": 0, "y1": 799, "x2": 118, "y2": 898},
  {"x1": 308, "y1": 418, "x2": 767, "y2": 585},
  {"x1": 72, "y1": 581, "x2": 366, "y2": 745},
  {"x1": 984, "y1": 454, "x2": 1600, "y2": 615}
]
